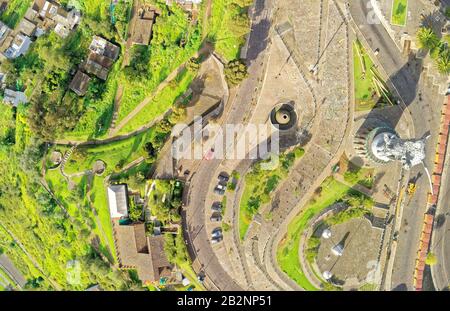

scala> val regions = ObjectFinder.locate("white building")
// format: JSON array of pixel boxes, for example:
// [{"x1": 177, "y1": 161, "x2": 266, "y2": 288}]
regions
[
  {"x1": 107, "y1": 184, "x2": 129, "y2": 219},
  {"x1": 4, "y1": 34, "x2": 32, "y2": 59}
]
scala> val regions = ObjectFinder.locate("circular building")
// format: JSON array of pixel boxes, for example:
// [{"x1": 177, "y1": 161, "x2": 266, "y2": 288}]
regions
[{"x1": 270, "y1": 102, "x2": 298, "y2": 131}]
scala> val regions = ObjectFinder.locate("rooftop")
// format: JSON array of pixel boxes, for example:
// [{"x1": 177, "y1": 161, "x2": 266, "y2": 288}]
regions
[
  {"x1": 107, "y1": 184, "x2": 129, "y2": 219},
  {"x1": 114, "y1": 221, "x2": 172, "y2": 283},
  {"x1": 130, "y1": 6, "x2": 157, "y2": 46},
  {"x1": 69, "y1": 70, "x2": 91, "y2": 96}
]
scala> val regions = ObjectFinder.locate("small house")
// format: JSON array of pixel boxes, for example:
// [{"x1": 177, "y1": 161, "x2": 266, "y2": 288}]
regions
[
  {"x1": 107, "y1": 184, "x2": 129, "y2": 219},
  {"x1": 130, "y1": 6, "x2": 157, "y2": 46},
  {"x1": 69, "y1": 70, "x2": 91, "y2": 96}
]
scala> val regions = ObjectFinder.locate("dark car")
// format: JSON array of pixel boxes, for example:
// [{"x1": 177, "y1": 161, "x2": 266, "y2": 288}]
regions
[
  {"x1": 211, "y1": 227, "x2": 222, "y2": 239},
  {"x1": 217, "y1": 172, "x2": 230, "y2": 184},
  {"x1": 211, "y1": 202, "x2": 222, "y2": 212},
  {"x1": 210, "y1": 213, "x2": 222, "y2": 222}
]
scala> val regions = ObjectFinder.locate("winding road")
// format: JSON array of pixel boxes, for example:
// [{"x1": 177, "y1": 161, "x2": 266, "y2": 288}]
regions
[{"x1": 183, "y1": 0, "x2": 274, "y2": 290}]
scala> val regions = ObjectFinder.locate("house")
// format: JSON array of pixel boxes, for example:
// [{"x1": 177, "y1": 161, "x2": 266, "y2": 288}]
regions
[
  {"x1": 130, "y1": 6, "x2": 157, "y2": 46},
  {"x1": 17, "y1": 18, "x2": 37, "y2": 37},
  {"x1": 107, "y1": 184, "x2": 129, "y2": 219},
  {"x1": 3, "y1": 34, "x2": 32, "y2": 59},
  {"x1": 0, "y1": 72, "x2": 7, "y2": 89},
  {"x1": 113, "y1": 221, "x2": 173, "y2": 284},
  {"x1": 88, "y1": 36, "x2": 120, "y2": 60},
  {"x1": 83, "y1": 36, "x2": 120, "y2": 80},
  {"x1": 166, "y1": 0, "x2": 202, "y2": 11},
  {"x1": 28, "y1": 0, "x2": 81, "y2": 38},
  {"x1": 3, "y1": 89, "x2": 28, "y2": 107},
  {"x1": 0, "y1": 21, "x2": 11, "y2": 43},
  {"x1": 68, "y1": 70, "x2": 90, "y2": 96}
]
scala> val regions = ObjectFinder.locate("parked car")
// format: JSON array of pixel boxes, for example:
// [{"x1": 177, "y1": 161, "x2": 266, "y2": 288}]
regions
[
  {"x1": 214, "y1": 185, "x2": 226, "y2": 195},
  {"x1": 210, "y1": 213, "x2": 222, "y2": 222},
  {"x1": 211, "y1": 236, "x2": 223, "y2": 244},
  {"x1": 211, "y1": 202, "x2": 222, "y2": 212},
  {"x1": 374, "y1": 48, "x2": 380, "y2": 55},
  {"x1": 217, "y1": 172, "x2": 230, "y2": 184},
  {"x1": 211, "y1": 228, "x2": 222, "y2": 239}
]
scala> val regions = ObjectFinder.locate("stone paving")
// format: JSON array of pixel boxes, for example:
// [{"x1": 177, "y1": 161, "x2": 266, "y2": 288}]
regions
[{"x1": 243, "y1": 0, "x2": 352, "y2": 290}]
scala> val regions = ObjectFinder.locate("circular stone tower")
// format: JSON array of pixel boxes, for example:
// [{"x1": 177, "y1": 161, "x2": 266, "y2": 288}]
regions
[{"x1": 270, "y1": 102, "x2": 298, "y2": 131}]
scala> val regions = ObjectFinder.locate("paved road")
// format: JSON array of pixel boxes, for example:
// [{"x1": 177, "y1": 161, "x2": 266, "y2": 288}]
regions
[
  {"x1": 431, "y1": 97, "x2": 450, "y2": 291},
  {"x1": 0, "y1": 254, "x2": 26, "y2": 288},
  {"x1": 349, "y1": 0, "x2": 441, "y2": 291},
  {"x1": 183, "y1": 0, "x2": 273, "y2": 290}
]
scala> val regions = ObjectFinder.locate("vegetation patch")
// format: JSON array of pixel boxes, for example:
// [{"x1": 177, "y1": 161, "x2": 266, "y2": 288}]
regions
[
  {"x1": 353, "y1": 41, "x2": 394, "y2": 111},
  {"x1": 239, "y1": 147, "x2": 304, "y2": 240},
  {"x1": 207, "y1": 0, "x2": 252, "y2": 61},
  {"x1": 391, "y1": 0, "x2": 408, "y2": 26},
  {"x1": 416, "y1": 27, "x2": 450, "y2": 75}
]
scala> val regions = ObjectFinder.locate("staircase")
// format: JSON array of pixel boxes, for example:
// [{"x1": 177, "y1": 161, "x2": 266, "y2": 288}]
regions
[{"x1": 60, "y1": 144, "x2": 78, "y2": 179}]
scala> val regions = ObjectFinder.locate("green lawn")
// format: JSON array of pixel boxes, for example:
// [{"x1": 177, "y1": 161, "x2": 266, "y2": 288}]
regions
[
  {"x1": 63, "y1": 129, "x2": 153, "y2": 175},
  {"x1": 391, "y1": 0, "x2": 408, "y2": 26},
  {"x1": 90, "y1": 175, "x2": 117, "y2": 262},
  {"x1": 353, "y1": 41, "x2": 377, "y2": 111},
  {"x1": 276, "y1": 177, "x2": 351, "y2": 291},
  {"x1": 353, "y1": 41, "x2": 392, "y2": 111}
]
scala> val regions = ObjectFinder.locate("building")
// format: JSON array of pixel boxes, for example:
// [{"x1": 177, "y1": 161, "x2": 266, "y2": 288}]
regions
[
  {"x1": 107, "y1": 184, "x2": 129, "y2": 219},
  {"x1": 68, "y1": 70, "x2": 91, "y2": 96},
  {"x1": 166, "y1": 0, "x2": 202, "y2": 12},
  {"x1": 113, "y1": 222, "x2": 173, "y2": 284},
  {"x1": 4, "y1": 34, "x2": 32, "y2": 59},
  {"x1": 83, "y1": 36, "x2": 120, "y2": 80},
  {"x1": 27, "y1": 0, "x2": 81, "y2": 38},
  {"x1": 0, "y1": 21, "x2": 11, "y2": 43},
  {"x1": 130, "y1": 6, "x2": 157, "y2": 46},
  {"x1": 17, "y1": 18, "x2": 37, "y2": 37},
  {"x1": 3, "y1": 89, "x2": 28, "y2": 107}
]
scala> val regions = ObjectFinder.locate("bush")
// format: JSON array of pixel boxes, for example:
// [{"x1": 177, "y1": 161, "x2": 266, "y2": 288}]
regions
[{"x1": 224, "y1": 59, "x2": 248, "y2": 86}]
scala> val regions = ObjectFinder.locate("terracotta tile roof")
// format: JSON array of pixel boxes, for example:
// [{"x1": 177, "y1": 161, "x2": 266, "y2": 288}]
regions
[{"x1": 114, "y1": 221, "x2": 172, "y2": 283}]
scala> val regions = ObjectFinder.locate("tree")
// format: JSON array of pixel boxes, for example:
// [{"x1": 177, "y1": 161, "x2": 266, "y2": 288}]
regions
[
  {"x1": 129, "y1": 201, "x2": 143, "y2": 222},
  {"x1": 436, "y1": 48, "x2": 450, "y2": 75},
  {"x1": 224, "y1": 59, "x2": 248, "y2": 86},
  {"x1": 416, "y1": 27, "x2": 440, "y2": 50},
  {"x1": 425, "y1": 252, "x2": 437, "y2": 266}
]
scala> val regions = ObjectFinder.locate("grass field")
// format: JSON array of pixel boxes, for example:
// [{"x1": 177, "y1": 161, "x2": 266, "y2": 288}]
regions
[
  {"x1": 207, "y1": 0, "x2": 251, "y2": 61},
  {"x1": 352, "y1": 41, "x2": 392, "y2": 111},
  {"x1": 391, "y1": 0, "x2": 408, "y2": 26},
  {"x1": 276, "y1": 177, "x2": 351, "y2": 291}
]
